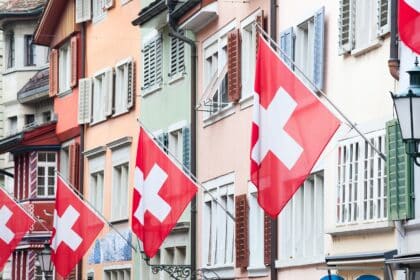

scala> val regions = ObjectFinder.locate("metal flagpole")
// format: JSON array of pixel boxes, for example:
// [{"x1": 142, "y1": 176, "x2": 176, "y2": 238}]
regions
[{"x1": 255, "y1": 23, "x2": 387, "y2": 162}]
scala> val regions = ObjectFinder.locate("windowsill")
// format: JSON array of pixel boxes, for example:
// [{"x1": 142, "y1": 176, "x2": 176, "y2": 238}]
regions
[
  {"x1": 404, "y1": 219, "x2": 420, "y2": 230},
  {"x1": 275, "y1": 256, "x2": 324, "y2": 268},
  {"x1": 3, "y1": 65, "x2": 48, "y2": 75},
  {"x1": 203, "y1": 104, "x2": 235, "y2": 127},
  {"x1": 109, "y1": 218, "x2": 129, "y2": 225},
  {"x1": 327, "y1": 220, "x2": 394, "y2": 236},
  {"x1": 239, "y1": 94, "x2": 253, "y2": 110},
  {"x1": 168, "y1": 72, "x2": 185, "y2": 85},
  {"x1": 247, "y1": 266, "x2": 269, "y2": 277},
  {"x1": 57, "y1": 89, "x2": 72, "y2": 98},
  {"x1": 351, "y1": 39, "x2": 382, "y2": 57},
  {"x1": 90, "y1": 118, "x2": 107, "y2": 127},
  {"x1": 112, "y1": 109, "x2": 130, "y2": 118},
  {"x1": 201, "y1": 264, "x2": 234, "y2": 278},
  {"x1": 142, "y1": 84, "x2": 162, "y2": 97}
]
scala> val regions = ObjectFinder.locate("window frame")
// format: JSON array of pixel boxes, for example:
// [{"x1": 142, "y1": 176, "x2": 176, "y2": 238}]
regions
[
  {"x1": 36, "y1": 152, "x2": 57, "y2": 198},
  {"x1": 103, "y1": 267, "x2": 131, "y2": 280},
  {"x1": 58, "y1": 42, "x2": 71, "y2": 94},
  {"x1": 114, "y1": 57, "x2": 134, "y2": 116},
  {"x1": 24, "y1": 35, "x2": 36, "y2": 67},
  {"x1": 91, "y1": 68, "x2": 112, "y2": 124}
]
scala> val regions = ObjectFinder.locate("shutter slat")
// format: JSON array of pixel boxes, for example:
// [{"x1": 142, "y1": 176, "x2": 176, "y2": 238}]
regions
[
  {"x1": 75, "y1": 0, "x2": 91, "y2": 23},
  {"x1": 235, "y1": 194, "x2": 249, "y2": 268},
  {"x1": 313, "y1": 7, "x2": 325, "y2": 91},
  {"x1": 338, "y1": 0, "x2": 355, "y2": 54},
  {"x1": 49, "y1": 49, "x2": 58, "y2": 97},
  {"x1": 227, "y1": 29, "x2": 241, "y2": 103},
  {"x1": 127, "y1": 61, "x2": 134, "y2": 109},
  {"x1": 70, "y1": 36, "x2": 78, "y2": 88},
  {"x1": 78, "y1": 78, "x2": 92, "y2": 124}
]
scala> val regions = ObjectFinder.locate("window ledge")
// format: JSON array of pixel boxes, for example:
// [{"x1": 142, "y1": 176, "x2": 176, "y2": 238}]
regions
[
  {"x1": 92, "y1": 13, "x2": 106, "y2": 24},
  {"x1": 112, "y1": 109, "x2": 130, "y2": 118},
  {"x1": 201, "y1": 264, "x2": 234, "y2": 279},
  {"x1": 275, "y1": 256, "x2": 324, "y2": 268},
  {"x1": 351, "y1": 39, "x2": 383, "y2": 57},
  {"x1": 404, "y1": 219, "x2": 420, "y2": 230},
  {"x1": 168, "y1": 72, "x2": 185, "y2": 85},
  {"x1": 57, "y1": 89, "x2": 72, "y2": 98},
  {"x1": 142, "y1": 84, "x2": 162, "y2": 97},
  {"x1": 203, "y1": 104, "x2": 235, "y2": 127},
  {"x1": 90, "y1": 118, "x2": 107, "y2": 127},
  {"x1": 120, "y1": 0, "x2": 132, "y2": 6},
  {"x1": 247, "y1": 266, "x2": 269, "y2": 277},
  {"x1": 3, "y1": 65, "x2": 48, "y2": 75},
  {"x1": 327, "y1": 220, "x2": 394, "y2": 236},
  {"x1": 239, "y1": 94, "x2": 253, "y2": 110}
]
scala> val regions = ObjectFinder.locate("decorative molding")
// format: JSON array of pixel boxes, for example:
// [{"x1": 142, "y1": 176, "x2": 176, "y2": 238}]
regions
[
  {"x1": 107, "y1": 137, "x2": 133, "y2": 150},
  {"x1": 83, "y1": 146, "x2": 106, "y2": 158}
]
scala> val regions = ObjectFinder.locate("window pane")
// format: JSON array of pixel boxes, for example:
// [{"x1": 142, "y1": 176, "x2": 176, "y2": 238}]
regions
[{"x1": 38, "y1": 153, "x2": 46, "y2": 162}]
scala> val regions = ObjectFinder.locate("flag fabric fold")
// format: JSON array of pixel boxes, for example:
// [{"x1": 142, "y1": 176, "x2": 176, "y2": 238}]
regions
[{"x1": 399, "y1": 0, "x2": 420, "y2": 54}]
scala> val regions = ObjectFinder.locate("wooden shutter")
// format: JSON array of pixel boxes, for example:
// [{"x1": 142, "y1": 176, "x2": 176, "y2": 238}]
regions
[
  {"x1": 338, "y1": 0, "x2": 355, "y2": 54},
  {"x1": 49, "y1": 49, "x2": 58, "y2": 97},
  {"x1": 105, "y1": 0, "x2": 114, "y2": 9},
  {"x1": 182, "y1": 126, "x2": 191, "y2": 171},
  {"x1": 78, "y1": 78, "x2": 92, "y2": 124},
  {"x1": 279, "y1": 27, "x2": 294, "y2": 68},
  {"x1": 313, "y1": 7, "x2": 325, "y2": 91},
  {"x1": 235, "y1": 194, "x2": 249, "y2": 268},
  {"x1": 227, "y1": 29, "x2": 241, "y2": 103},
  {"x1": 105, "y1": 68, "x2": 114, "y2": 116},
  {"x1": 386, "y1": 120, "x2": 414, "y2": 220},
  {"x1": 69, "y1": 143, "x2": 80, "y2": 189},
  {"x1": 75, "y1": 0, "x2": 91, "y2": 23},
  {"x1": 255, "y1": 10, "x2": 265, "y2": 56},
  {"x1": 377, "y1": 0, "x2": 390, "y2": 36},
  {"x1": 70, "y1": 36, "x2": 78, "y2": 88},
  {"x1": 127, "y1": 60, "x2": 135, "y2": 109},
  {"x1": 170, "y1": 31, "x2": 185, "y2": 76},
  {"x1": 264, "y1": 213, "x2": 272, "y2": 266}
]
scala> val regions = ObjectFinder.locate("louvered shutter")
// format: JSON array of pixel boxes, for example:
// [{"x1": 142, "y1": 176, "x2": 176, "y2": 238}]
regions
[
  {"x1": 105, "y1": 0, "x2": 114, "y2": 9},
  {"x1": 182, "y1": 126, "x2": 190, "y2": 171},
  {"x1": 170, "y1": 31, "x2": 185, "y2": 76},
  {"x1": 227, "y1": 29, "x2": 241, "y2": 103},
  {"x1": 155, "y1": 37, "x2": 163, "y2": 87},
  {"x1": 127, "y1": 60, "x2": 135, "y2": 109},
  {"x1": 70, "y1": 36, "x2": 78, "y2": 88},
  {"x1": 142, "y1": 44, "x2": 150, "y2": 90},
  {"x1": 69, "y1": 143, "x2": 80, "y2": 189},
  {"x1": 338, "y1": 0, "x2": 355, "y2": 54},
  {"x1": 386, "y1": 120, "x2": 414, "y2": 220},
  {"x1": 377, "y1": 0, "x2": 390, "y2": 36},
  {"x1": 49, "y1": 49, "x2": 58, "y2": 97},
  {"x1": 105, "y1": 68, "x2": 114, "y2": 116},
  {"x1": 75, "y1": 0, "x2": 91, "y2": 23},
  {"x1": 78, "y1": 78, "x2": 92, "y2": 124},
  {"x1": 143, "y1": 36, "x2": 162, "y2": 90},
  {"x1": 255, "y1": 10, "x2": 265, "y2": 56},
  {"x1": 313, "y1": 7, "x2": 325, "y2": 91},
  {"x1": 264, "y1": 214, "x2": 272, "y2": 266},
  {"x1": 157, "y1": 132, "x2": 168, "y2": 153},
  {"x1": 235, "y1": 194, "x2": 249, "y2": 268},
  {"x1": 279, "y1": 27, "x2": 294, "y2": 68}
]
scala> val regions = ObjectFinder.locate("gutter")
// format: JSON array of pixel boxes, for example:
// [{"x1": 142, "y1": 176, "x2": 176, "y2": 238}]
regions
[{"x1": 388, "y1": 0, "x2": 399, "y2": 80}]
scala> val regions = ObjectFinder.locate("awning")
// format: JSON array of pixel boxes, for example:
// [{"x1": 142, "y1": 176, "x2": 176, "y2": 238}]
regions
[
  {"x1": 386, "y1": 253, "x2": 420, "y2": 268},
  {"x1": 323, "y1": 250, "x2": 397, "y2": 271}
]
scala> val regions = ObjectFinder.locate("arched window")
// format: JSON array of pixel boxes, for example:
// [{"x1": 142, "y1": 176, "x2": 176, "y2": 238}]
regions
[
  {"x1": 320, "y1": 275, "x2": 345, "y2": 280},
  {"x1": 356, "y1": 275, "x2": 380, "y2": 280}
]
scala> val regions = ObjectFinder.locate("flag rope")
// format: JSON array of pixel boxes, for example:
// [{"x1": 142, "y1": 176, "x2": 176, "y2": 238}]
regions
[
  {"x1": 255, "y1": 23, "x2": 387, "y2": 162},
  {"x1": 54, "y1": 171, "x2": 138, "y2": 252},
  {"x1": 137, "y1": 119, "x2": 236, "y2": 222}
]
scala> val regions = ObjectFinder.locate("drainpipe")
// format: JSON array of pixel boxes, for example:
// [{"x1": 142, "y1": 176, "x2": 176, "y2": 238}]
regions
[
  {"x1": 388, "y1": 0, "x2": 399, "y2": 80},
  {"x1": 168, "y1": 24, "x2": 197, "y2": 280},
  {"x1": 270, "y1": 1, "x2": 278, "y2": 280}
]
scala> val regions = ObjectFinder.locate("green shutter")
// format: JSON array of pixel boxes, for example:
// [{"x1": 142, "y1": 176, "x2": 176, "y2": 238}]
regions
[{"x1": 386, "y1": 120, "x2": 414, "y2": 220}]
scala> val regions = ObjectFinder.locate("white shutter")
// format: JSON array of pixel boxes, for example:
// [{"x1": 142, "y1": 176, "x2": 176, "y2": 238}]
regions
[
  {"x1": 142, "y1": 35, "x2": 162, "y2": 90},
  {"x1": 105, "y1": 0, "x2": 114, "y2": 9},
  {"x1": 127, "y1": 60, "x2": 134, "y2": 109},
  {"x1": 338, "y1": 0, "x2": 355, "y2": 54},
  {"x1": 78, "y1": 78, "x2": 92, "y2": 124},
  {"x1": 169, "y1": 31, "x2": 185, "y2": 76},
  {"x1": 377, "y1": 0, "x2": 390, "y2": 36},
  {"x1": 105, "y1": 68, "x2": 114, "y2": 117},
  {"x1": 75, "y1": 0, "x2": 91, "y2": 23},
  {"x1": 142, "y1": 44, "x2": 150, "y2": 90}
]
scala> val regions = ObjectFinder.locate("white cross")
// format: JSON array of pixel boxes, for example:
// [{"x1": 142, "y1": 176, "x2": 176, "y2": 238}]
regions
[
  {"x1": 405, "y1": 0, "x2": 420, "y2": 12},
  {"x1": 251, "y1": 87, "x2": 303, "y2": 170},
  {"x1": 51, "y1": 205, "x2": 82, "y2": 252},
  {"x1": 134, "y1": 165, "x2": 171, "y2": 225},
  {"x1": 0, "y1": 206, "x2": 14, "y2": 244}
]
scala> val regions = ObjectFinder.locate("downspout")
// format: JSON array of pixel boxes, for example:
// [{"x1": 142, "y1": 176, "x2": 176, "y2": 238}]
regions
[
  {"x1": 388, "y1": 0, "x2": 399, "y2": 80},
  {"x1": 168, "y1": 25, "x2": 197, "y2": 280},
  {"x1": 270, "y1": 1, "x2": 278, "y2": 280}
]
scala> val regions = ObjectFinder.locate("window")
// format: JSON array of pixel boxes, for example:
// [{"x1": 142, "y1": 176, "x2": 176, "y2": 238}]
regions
[
  {"x1": 24, "y1": 35, "x2": 35, "y2": 66},
  {"x1": 337, "y1": 129, "x2": 387, "y2": 224},
  {"x1": 112, "y1": 163, "x2": 129, "y2": 220},
  {"x1": 142, "y1": 36, "x2": 163, "y2": 92},
  {"x1": 104, "y1": 268, "x2": 130, "y2": 280},
  {"x1": 248, "y1": 184, "x2": 265, "y2": 270},
  {"x1": 6, "y1": 32, "x2": 15, "y2": 69},
  {"x1": 169, "y1": 30, "x2": 185, "y2": 77},
  {"x1": 202, "y1": 174, "x2": 234, "y2": 274},
  {"x1": 338, "y1": 0, "x2": 390, "y2": 55},
  {"x1": 278, "y1": 173, "x2": 324, "y2": 265},
  {"x1": 168, "y1": 129, "x2": 183, "y2": 161},
  {"x1": 115, "y1": 59, "x2": 134, "y2": 115},
  {"x1": 59, "y1": 43, "x2": 71, "y2": 93},
  {"x1": 8, "y1": 116, "x2": 17, "y2": 135},
  {"x1": 241, "y1": 21, "x2": 257, "y2": 99},
  {"x1": 92, "y1": 0, "x2": 107, "y2": 22},
  {"x1": 60, "y1": 145, "x2": 70, "y2": 182},
  {"x1": 42, "y1": 111, "x2": 52, "y2": 122},
  {"x1": 90, "y1": 171, "x2": 104, "y2": 214},
  {"x1": 37, "y1": 152, "x2": 57, "y2": 198},
  {"x1": 92, "y1": 68, "x2": 112, "y2": 123},
  {"x1": 24, "y1": 114, "x2": 35, "y2": 127}
]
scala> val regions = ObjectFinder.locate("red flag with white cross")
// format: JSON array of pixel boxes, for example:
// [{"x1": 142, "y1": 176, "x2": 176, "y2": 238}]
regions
[
  {"x1": 399, "y1": 0, "x2": 420, "y2": 54},
  {"x1": 250, "y1": 36, "x2": 340, "y2": 218},
  {"x1": 0, "y1": 188, "x2": 35, "y2": 270},
  {"x1": 50, "y1": 175, "x2": 104, "y2": 277},
  {"x1": 132, "y1": 127, "x2": 198, "y2": 258}
]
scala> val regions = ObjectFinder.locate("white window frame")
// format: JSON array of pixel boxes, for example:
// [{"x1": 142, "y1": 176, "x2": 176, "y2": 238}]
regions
[
  {"x1": 103, "y1": 266, "x2": 131, "y2": 280},
  {"x1": 87, "y1": 151, "x2": 105, "y2": 214},
  {"x1": 5, "y1": 31, "x2": 15, "y2": 69},
  {"x1": 91, "y1": 68, "x2": 112, "y2": 124},
  {"x1": 59, "y1": 42, "x2": 71, "y2": 94},
  {"x1": 114, "y1": 57, "x2": 133, "y2": 116},
  {"x1": 201, "y1": 173, "x2": 234, "y2": 279},
  {"x1": 295, "y1": 17, "x2": 315, "y2": 82},
  {"x1": 37, "y1": 152, "x2": 57, "y2": 198},
  {"x1": 336, "y1": 129, "x2": 387, "y2": 226}
]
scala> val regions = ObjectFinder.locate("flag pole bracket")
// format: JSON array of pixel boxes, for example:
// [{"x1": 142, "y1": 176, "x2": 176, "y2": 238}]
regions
[{"x1": 144, "y1": 257, "x2": 192, "y2": 280}]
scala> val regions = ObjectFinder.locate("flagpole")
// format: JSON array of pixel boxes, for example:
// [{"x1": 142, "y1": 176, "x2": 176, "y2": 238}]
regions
[
  {"x1": 255, "y1": 23, "x2": 387, "y2": 162},
  {"x1": 54, "y1": 171, "x2": 138, "y2": 252},
  {"x1": 136, "y1": 119, "x2": 236, "y2": 222}
]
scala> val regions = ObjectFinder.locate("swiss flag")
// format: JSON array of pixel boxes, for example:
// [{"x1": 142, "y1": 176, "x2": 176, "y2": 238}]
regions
[
  {"x1": 399, "y1": 0, "x2": 420, "y2": 54},
  {"x1": 250, "y1": 36, "x2": 340, "y2": 218},
  {"x1": 132, "y1": 127, "x2": 197, "y2": 258},
  {"x1": 50, "y1": 175, "x2": 104, "y2": 277},
  {"x1": 0, "y1": 188, "x2": 35, "y2": 270}
]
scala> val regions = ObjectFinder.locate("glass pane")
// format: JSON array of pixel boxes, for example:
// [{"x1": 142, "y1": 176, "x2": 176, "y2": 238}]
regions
[
  {"x1": 38, "y1": 177, "x2": 44, "y2": 186},
  {"x1": 38, "y1": 167, "x2": 45, "y2": 176},
  {"x1": 38, "y1": 153, "x2": 46, "y2": 162},
  {"x1": 48, "y1": 187, "x2": 54, "y2": 196},
  {"x1": 48, "y1": 177, "x2": 54, "y2": 185},
  {"x1": 37, "y1": 187, "x2": 44, "y2": 196},
  {"x1": 47, "y1": 153, "x2": 55, "y2": 162},
  {"x1": 48, "y1": 167, "x2": 54, "y2": 176}
]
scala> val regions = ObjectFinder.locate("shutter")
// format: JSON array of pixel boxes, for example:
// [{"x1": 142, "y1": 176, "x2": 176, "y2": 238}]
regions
[
  {"x1": 75, "y1": 0, "x2": 91, "y2": 23},
  {"x1": 105, "y1": 68, "x2": 114, "y2": 116},
  {"x1": 127, "y1": 60, "x2": 134, "y2": 109},
  {"x1": 105, "y1": 0, "x2": 114, "y2": 9},
  {"x1": 255, "y1": 10, "x2": 265, "y2": 56},
  {"x1": 279, "y1": 27, "x2": 294, "y2": 68},
  {"x1": 182, "y1": 126, "x2": 191, "y2": 171},
  {"x1": 155, "y1": 36, "x2": 163, "y2": 86},
  {"x1": 142, "y1": 43, "x2": 151, "y2": 90},
  {"x1": 377, "y1": 0, "x2": 390, "y2": 36},
  {"x1": 313, "y1": 7, "x2": 325, "y2": 91},
  {"x1": 157, "y1": 132, "x2": 168, "y2": 153},
  {"x1": 264, "y1": 214, "x2": 272, "y2": 266},
  {"x1": 338, "y1": 0, "x2": 355, "y2": 54},
  {"x1": 170, "y1": 31, "x2": 186, "y2": 76},
  {"x1": 49, "y1": 49, "x2": 58, "y2": 97},
  {"x1": 69, "y1": 143, "x2": 80, "y2": 189},
  {"x1": 235, "y1": 194, "x2": 249, "y2": 268},
  {"x1": 78, "y1": 78, "x2": 92, "y2": 124},
  {"x1": 70, "y1": 36, "x2": 78, "y2": 88},
  {"x1": 227, "y1": 29, "x2": 241, "y2": 103},
  {"x1": 386, "y1": 120, "x2": 414, "y2": 220}
]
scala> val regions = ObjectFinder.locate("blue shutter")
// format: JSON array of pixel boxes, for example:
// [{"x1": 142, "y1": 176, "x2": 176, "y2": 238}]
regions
[
  {"x1": 182, "y1": 126, "x2": 191, "y2": 172},
  {"x1": 313, "y1": 7, "x2": 325, "y2": 91},
  {"x1": 279, "y1": 27, "x2": 294, "y2": 68}
]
